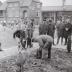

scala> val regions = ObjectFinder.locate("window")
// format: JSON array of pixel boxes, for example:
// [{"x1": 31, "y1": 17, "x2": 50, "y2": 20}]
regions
[
  {"x1": 0, "y1": 10, "x2": 3, "y2": 17},
  {"x1": 8, "y1": 3, "x2": 13, "y2": 7},
  {"x1": 8, "y1": 2, "x2": 19, "y2": 7},
  {"x1": 23, "y1": 10, "x2": 27, "y2": 18},
  {"x1": 7, "y1": 2, "x2": 19, "y2": 17},
  {"x1": 37, "y1": 3, "x2": 40, "y2": 8},
  {"x1": 7, "y1": 7, "x2": 19, "y2": 17},
  {"x1": 37, "y1": 11, "x2": 40, "y2": 16},
  {"x1": 14, "y1": 3, "x2": 19, "y2": 7}
]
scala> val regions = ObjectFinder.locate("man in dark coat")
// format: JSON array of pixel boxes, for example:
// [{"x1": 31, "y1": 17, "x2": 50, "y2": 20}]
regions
[
  {"x1": 56, "y1": 21, "x2": 65, "y2": 44},
  {"x1": 39, "y1": 20, "x2": 48, "y2": 35},
  {"x1": 63, "y1": 19, "x2": 72, "y2": 45},
  {"x1": 47, "y1": 20, "x2": 55, "y2": 45}
]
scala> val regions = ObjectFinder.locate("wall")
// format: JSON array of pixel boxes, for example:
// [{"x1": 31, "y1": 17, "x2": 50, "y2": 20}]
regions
[{"x1": 7, "y1": 2, "x2": 20, "y2": 17}]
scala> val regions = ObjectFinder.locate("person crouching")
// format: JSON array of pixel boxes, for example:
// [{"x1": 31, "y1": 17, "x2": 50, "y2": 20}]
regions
[{"x1": 32, "y1": 35, "x2": 53, "y2": 59}]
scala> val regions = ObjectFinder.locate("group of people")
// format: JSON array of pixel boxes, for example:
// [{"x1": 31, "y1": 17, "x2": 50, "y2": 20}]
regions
[
  {"x1": 13, "y1": 18, "x2": 72, "y2": 60},
  {"x1": 56, "y1": 20, "x2": 72, "y2": 45},
  {"x1": 34, "y1": 18, "x2": 72, "y2": 59},
  {"x1": 39, "y1": 19, "x2": 72, "y2": 45},
  {"x1": 13, "y1": 19, "x2": 34, "y2": 49}
]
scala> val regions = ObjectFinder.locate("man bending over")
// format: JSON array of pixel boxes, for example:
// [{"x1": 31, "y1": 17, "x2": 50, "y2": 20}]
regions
[{"x1": 32, "y1": 35, "x2": 53, "y2": 59}]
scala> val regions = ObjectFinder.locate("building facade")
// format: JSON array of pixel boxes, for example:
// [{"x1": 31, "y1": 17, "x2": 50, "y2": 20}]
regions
[
  {"x1": 42, "y1": 6, "x2": 72, "y2": 23},
  {"x1": 0, "y1": 0, "x2": 42, "y2": 25}
]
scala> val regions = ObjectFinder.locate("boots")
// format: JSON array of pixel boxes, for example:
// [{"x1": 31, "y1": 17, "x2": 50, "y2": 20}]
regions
[{"x1": 36, "y1": 48, "x2": 42, "y2": 59}]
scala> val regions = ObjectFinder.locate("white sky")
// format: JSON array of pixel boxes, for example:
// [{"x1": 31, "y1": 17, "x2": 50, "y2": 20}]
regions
[
  {"x1": 40, "y1": 0, "x2": 72, "y2": 6},
  {"x1": 0, "y1": 0, "x2": 72, "y2": 6},
  {"x1": 40, "y1": 0, "x2": 62, "y2": 6},
  {"x1": 0, "y1": 0, "x2": 6, "y2": 2}
]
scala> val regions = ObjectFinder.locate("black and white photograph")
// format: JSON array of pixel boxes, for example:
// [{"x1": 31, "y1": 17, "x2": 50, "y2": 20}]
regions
[{"x1": 0, "y1": 0, "x2": 72, "y2": 72}]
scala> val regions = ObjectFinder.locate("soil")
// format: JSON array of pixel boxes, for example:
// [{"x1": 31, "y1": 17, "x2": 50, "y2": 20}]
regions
[{"x1": 0, "y1": 48, "x2": 72, "y2": 72}]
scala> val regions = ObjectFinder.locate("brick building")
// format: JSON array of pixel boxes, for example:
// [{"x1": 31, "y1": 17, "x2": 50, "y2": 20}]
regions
[{"x1": 0, "y1": 0, "x2": 42, "y2": 25}]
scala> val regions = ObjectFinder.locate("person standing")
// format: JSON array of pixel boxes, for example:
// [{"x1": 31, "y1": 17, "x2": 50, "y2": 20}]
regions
[{"x1": 47, "y1": 19, "x2": 55, "y2": 45}]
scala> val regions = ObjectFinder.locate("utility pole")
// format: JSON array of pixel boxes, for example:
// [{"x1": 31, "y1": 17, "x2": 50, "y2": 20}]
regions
[
  {"x1": 62, "y1": 0, "x2": 66, "y2": 22},
  {"x1": 62, "y1": 0, "x2": 65, "y2": 7}
]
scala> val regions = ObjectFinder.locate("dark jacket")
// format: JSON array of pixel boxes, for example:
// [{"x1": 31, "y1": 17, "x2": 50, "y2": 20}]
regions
[
  {"x1": 47, "y1": 23, "x2": 55, "y2": 37},
  {"x1": 63, "y1": 23, "x2": 72, "y2": 37},
  {"x1": 39, "y1": 22, "x2": 48, "y2": 35}
]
